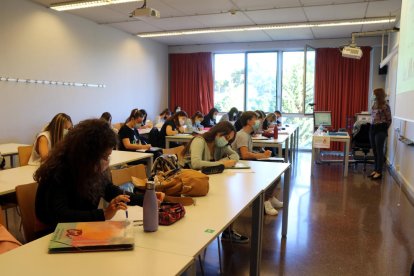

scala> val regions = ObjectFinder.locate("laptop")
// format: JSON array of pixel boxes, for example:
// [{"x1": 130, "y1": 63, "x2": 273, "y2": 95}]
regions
[{"x1": 48, "y1": 221, "x2": 134, "y2": 253}]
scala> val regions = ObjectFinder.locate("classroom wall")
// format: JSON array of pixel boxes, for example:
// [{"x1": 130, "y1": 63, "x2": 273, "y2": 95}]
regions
[
  {"x1": 0, "y1": 0, "x2": 168, "y2": 144},
  {"x1": 386, "y1": 32, "x2": 414, "y2": 201}
]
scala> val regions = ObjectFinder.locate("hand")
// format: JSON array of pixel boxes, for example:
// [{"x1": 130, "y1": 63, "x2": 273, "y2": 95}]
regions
[
  {"x1": 262, "y1": 150, "x2": 272, "y2": 158},
  {"x1": 178, "y1": 126, "x2": 185, "y2": 133},
  {"x1": 144, "y1": 144, "x2": 152, "y2": 150},
  {"x1": 156, "y1": 192, "x2": 165, "y2": 207},
  {"x1": 223, "y1": 159, "x2": 237, "y2": 168},
  {"x1": 104, "y1": 194, "x2": 130, "y2": 220}
]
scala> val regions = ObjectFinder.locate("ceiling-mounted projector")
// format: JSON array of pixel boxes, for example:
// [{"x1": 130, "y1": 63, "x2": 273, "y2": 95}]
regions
[
  {"x1": 131, "y1": 7, "x2": 160, "y2": 18},
  {"x1": 341, "y1": 45, "x2": 363, "y2": 59}
]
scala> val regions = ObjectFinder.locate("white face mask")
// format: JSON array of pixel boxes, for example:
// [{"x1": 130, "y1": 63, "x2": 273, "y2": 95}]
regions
[
  {"x1": 176, "y1": 108, "x2": 181, "y2": 112},
  {"x1": 179, "y1": 118, "x2": 185, "y2": 126},
  {"x1": 213, "y1": 115, "x2": 217, "y2": 120}
]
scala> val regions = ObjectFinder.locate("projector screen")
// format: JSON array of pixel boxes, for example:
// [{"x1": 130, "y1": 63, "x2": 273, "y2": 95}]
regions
[{"x1": 395, "y1": 0, "x2": 414, "y2": 122}]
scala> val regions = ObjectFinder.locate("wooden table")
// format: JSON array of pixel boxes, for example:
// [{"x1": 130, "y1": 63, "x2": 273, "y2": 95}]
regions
[{"x1": 0, "y1": 143, "x2": 30, "y2": 167}]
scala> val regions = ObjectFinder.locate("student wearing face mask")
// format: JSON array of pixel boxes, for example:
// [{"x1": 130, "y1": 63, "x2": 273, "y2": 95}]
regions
[
  {"x1": 118, "y1": 109, "x2": 151, "y2": 151},
  {"x1": 29, "y1": 113, "x2": 73, "y2": 165},
  {"x1": 158, "y1": 111, "x2": 188, "y2": 148},
  {"x1": 219, "y1": 107, "x2": 239, "y2": 123},
  {"x1": 261, "y1": 113, "x2": 277, "y2": 131},
  {"x1": 231, "y1": 111, "x2": 282, "y2": 215},
  {"x1": 156, "y1": 108, "x2": 171, "y2": 126},
  {"x1": 34, "y1": 119, "x2": 155, "y2": 235},
  {"x1": 274, "y1": 110, "x2": 282, "y2": 126},
  {"x1": 185, "y1": 111, "x2": 204, "y2": 133},
  {"x1": 201, "y1": 107, "x2": 219, "y2": 128}
]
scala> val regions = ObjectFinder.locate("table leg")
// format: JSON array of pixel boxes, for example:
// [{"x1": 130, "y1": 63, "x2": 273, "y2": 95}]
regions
[
  {"x1": 250, "y1": 192, "x2": 264, "y2": 276},
  {"x1": 145, "y1": 156, "x2": 153, "y2": 177},
  {"x1": 181, "y1": 259, "x2": 196, "y2": 276},
  {"x1": 282, "y1": 165, "x2": 291, "y2": 237},
  {"x1": 344, "y1": 139, "x2": 349, "y2": 177},
  {"x1": 311, "y1": 138, "x2": 315, "y2": 176},
  {"x1": 284, "y1": 137, "x2": 289, "y2": 162},
  {"x1": 165, "y1": 137, "x2": 170, "y2": 149}
]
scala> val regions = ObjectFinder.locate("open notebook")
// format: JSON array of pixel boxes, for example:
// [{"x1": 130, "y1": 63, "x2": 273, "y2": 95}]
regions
[{"x1": 48, "y1": 221, "x2": 134, "y2": 253}]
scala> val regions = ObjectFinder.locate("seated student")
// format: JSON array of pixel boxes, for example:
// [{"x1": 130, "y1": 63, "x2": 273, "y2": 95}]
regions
[
  {"x1": 138, "y1": 109, "x2": 153, "y2": 129},
  {"x1": 261, "y1": 112, "x2": 277, "y2": 132},
  {"x1": 274, "y1": 110, "x2": 282, "y2": 126},
  {"x1": 231, "y1": 111, "x2": 283, "y2": 216},
  {"x1": 118, "y1": 109, "x2": 151, "y2": 151},
  {"x1": 34, "y1": 119, "x2": 163, "y2": 232},
  {"x1": 158, "y1": 111, "x2": 188, "y2": 148},
  {"x1": 201, "y1": 107, "x2": 219, "y2": 127},
  {"x1": 156, "y1": 108, "x2": 171, "y2": 126},
  {"x1": 181, "y1": 121, "x2": 248, "y2": 243},
  {"x1": 219, "y1": 107, "x2": 239, "y2": 123},
  {"x1": 185, "y1": 111, "x2": 204, "y2": 133},
  {"x1": 100, "y1": 112, "x2": 118, "y2": 134},
  {"x1": 173, "y1": 106, "x2": 182, "y2": 115},
  {"x1": 28, "y1": 113, "x2": 73, "y2": 165}
]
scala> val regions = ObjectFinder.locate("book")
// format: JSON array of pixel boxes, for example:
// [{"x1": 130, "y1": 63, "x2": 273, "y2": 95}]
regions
[
  {"x1": 48, "y1": 221, "x2": 134, "y2": 253},
  {"x1": 257, "y1": 157, "x2": 285, "y2": 162}
]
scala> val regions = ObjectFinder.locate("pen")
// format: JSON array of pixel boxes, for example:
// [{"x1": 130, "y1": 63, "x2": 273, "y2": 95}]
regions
[{"x1": 123, "y1": 190, "x2": 129, "y2": 219}]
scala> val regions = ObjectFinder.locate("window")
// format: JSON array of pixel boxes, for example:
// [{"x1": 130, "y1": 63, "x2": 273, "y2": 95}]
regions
[
  {"x1": 305, "y1": 46, "x2": 316, "y2": 114},
  {"x1": 213, "y1": 53, "x2": 245, "y2": 111},
  {"x1": 281, "y1": 51, "x2": 304, "y2": 114},
  {"x1": 246, "y1": 52, "x2": 277, "y2": 112}
]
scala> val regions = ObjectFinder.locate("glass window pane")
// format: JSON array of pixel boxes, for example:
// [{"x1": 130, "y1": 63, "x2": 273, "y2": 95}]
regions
[
  {"x1": 305, "y1": 48, "x2": 315, "y2": 114},
  {"x1": 282, "y1": 51, "x2": 304, "y2": 114},
  {"x1": 246, "y1": 52, "x2": 277, "y2": 112},
  {"x1": 214, "y1": 53, "x2": 245, "y2": 112},
  {"x1": 283, "y1": 116, "x2": 314, "y2": 149}
]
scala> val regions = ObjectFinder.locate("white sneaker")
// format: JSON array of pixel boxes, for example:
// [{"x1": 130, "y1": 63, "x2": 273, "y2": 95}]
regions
[
  {"x1": 270, "y1": 197, "x2": 283, "y2": 209},
  {"x1": 264, "y1": 200, "x2": 278, "y2": 216}
]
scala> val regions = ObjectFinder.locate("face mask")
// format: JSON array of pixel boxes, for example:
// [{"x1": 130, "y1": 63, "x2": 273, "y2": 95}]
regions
[
  {"x1": 195, "y1": 119, "x2": 201, "y2": 124},
  {"x1": 253, "y1": 120, "x2": 260, "y2": 131},
  {"x1": 233, "y1": 113, "x2": 237, "y2": 117},
  {"x1": 63, "y1": 129, "x2": 69, "y2": 137},
  {"x1": 179, "y1": 118, "x2": 185, "y2": 126},
  {"x1": 176, "y1": 108, "x2": 181, "y2": 112},
  {"x1": 215, "y1": 136, "x2": 228, "y2": 148},
  {"x1": 213, "y1": 115, "x2": 217, "y2": 120},
  {"x1": 134, "y1": 123, "x2": 141, "y2": 129}
]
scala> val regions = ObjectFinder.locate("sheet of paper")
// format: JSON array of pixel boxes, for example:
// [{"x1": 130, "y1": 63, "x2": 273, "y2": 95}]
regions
[
  {"x1": 224, "y1": 169, "x2": 255, "y2": 173},
  {"x1": 111, "y1": 206, "x2": 143, "y2": 222}
]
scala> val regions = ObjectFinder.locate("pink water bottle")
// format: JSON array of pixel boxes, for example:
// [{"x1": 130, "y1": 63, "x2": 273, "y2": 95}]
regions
[
  {"x1": 143, "y1": 181, "x2": 158, "y2": 232},
  {"x1": 273, "y1": 124, "x2": 278, "y2": 139}
]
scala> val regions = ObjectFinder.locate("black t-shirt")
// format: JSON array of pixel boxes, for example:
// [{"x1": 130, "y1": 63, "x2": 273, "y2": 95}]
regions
[
  {"x1": 159, "y1": 120, "x2": 178, "y2": 148},
  {"x1": 118, "y1": 125, "x2": 142, "y2": 151},
  {"x1": 201, "y1": 115, "x2": 216, "y2": 127}
]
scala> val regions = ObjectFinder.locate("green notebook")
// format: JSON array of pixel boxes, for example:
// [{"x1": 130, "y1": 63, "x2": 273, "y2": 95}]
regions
[{"x1": 48, "y1": 221, "x2": 134, "y2": 253}]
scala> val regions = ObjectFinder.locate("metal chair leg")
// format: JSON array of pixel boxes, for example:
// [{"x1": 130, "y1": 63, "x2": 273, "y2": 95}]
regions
[
  {"x1": 198, "y1": 255, "x2": 205, "y2": 276},
  {"x1": 217, "y1": 236, "x2": 223, "y2": 275}
]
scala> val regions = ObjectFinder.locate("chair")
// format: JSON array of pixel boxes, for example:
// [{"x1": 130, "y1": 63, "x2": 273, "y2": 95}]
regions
[
  {"x1": 15, "y1": 182, "x2": 49, "y2": 243},
  {"x1": 162, "y1": 145, "x2": 185, "y2": 164},
  {"x1": 111, "y1": 164, "x2": 147, "y2": 186},
  {"x1": 352, "y1": 123, "x2": 373, "y2": 171},
  {"x1": 18, "y1": 145, "x2": 33, "y2": 166}
]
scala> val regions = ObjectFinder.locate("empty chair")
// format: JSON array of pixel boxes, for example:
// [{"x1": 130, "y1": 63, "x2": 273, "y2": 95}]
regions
[
  {"x1": 15, "y1": 182, "x2": 50, "y2": 243},
  {"x1": 111, "y1": 164, "x2": 147, "y2": 186},
  {"x1": 352, "y1": 123, "x2": 373, "y2": 171},
  {"x1": 18, "y1": 145, "x2": 33, "y2": 166}
]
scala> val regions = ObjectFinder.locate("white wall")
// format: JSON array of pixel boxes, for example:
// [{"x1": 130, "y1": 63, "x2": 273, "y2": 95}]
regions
[
  {"x1": 386, "y1": 32, "x2": 414, "y2": 200},
  {"x1": 0, "y1": 0, "x2": 168, "y2": 144}
]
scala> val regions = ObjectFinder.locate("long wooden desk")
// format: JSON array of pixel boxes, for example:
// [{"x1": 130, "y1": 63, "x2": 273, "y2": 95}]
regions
[
  {"x1": 0, "y1": 161, "x2": 291, "y2": 276},
  {"x1": 0, "y1": 143, "x2": 30, "y2": 167},
  {"x1": 0, "y1": 151, "x2": 153, "y2": 196}
]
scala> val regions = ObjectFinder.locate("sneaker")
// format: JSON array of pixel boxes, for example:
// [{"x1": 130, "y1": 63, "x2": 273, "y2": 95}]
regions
[
  {"x1": 264, "y1": 200, "x2": 278, "y2": 215},
  {"x1": 221, "y1": 230, "x2": 249, "y2": 244},
  {"x1": 270, "y1": 197, "x2": 283, "y2": 209}
]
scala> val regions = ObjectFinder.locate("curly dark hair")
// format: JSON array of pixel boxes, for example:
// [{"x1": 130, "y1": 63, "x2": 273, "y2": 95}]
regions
[{"x1": 34, "y1": 119, "x2": 117, "y2": 204}]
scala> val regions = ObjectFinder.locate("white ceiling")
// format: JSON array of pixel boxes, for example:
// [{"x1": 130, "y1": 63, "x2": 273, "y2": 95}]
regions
[{"x1": 30, "y1": 0, "x2": 401, "y2": 46}]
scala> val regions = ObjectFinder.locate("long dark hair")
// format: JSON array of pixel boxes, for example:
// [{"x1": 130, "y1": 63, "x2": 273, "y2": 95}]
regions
[
  {"x1": 228, "y1": 107, "x2": 239, "y2": 121},
  {"x1": 207, "y1": 108, "x2": 219, "y2": 118},
  {"x1": 124, "y1": 109, "x2": 143, "y2": 124},
  {"x1": 44, "y1": 113, "x2": 72, "y2": 148},
  {"x1": 34, "y1": 119, "x2": 117, "y2": 204},
  {"x1": 191, "y1": 111, "x2": 204, "y2": 125},
  {"x1": 182, "y1": 121, "x2": 236, "y2": 156},
  {"x1": 373, "y1": 88, "x2": 387, "y2": 109},
  {"x1": 139, "y1": 109, "x2": 147, "y2": 125},
  {"x1": 167, "y1": 110, "x2": 188, "y2": 127},
  {"x1": 100, "y1": 112, "x2": 112, "y2": 124}
]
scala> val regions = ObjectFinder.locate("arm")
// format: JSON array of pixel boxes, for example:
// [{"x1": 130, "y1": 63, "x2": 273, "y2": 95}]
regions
[
  {"x1": 166, "y1": 125, "x2": 179, "y2": 136},
  {"x1": 239, "y1": 146, "x2": 271, "y2": 160},
  {"x1": 190, "y1": 138, "x2": 224, "y2": 169},
  {"x1": 385, "y1": 105, "x2": 392, "y2": 127},
  {"x1": 36, "y1": 136, "x2": 49, "y2": 161},
  {"x1": 103, "y1": 182, "x2": 143, "y2": 206},
  {"x1": 218, "y1": 146, "x2": 240, "y2": 162},
  {"x1": 121, "y1": 138, "x2": 151, "y2": 150}
]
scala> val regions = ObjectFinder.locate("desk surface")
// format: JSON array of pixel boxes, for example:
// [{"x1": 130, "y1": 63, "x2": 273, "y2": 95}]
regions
[
  {"x1": 0, "y1": 234, "x2": 193, "y2": 276},
  {"x1": 0, "y1": 151, "x2": 152, "y2": 195},
  {"x1": 0, "y1": 143, "x2": 30, "y2": 155}
]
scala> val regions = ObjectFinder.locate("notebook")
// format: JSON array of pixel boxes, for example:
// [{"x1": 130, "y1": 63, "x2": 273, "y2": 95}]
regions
[
  {"x1": 229, "y1": 162, "x2": 251, "y2": 169},
  {"x1": 48, "y1": 221, "x2": 134, "y2": 253}
]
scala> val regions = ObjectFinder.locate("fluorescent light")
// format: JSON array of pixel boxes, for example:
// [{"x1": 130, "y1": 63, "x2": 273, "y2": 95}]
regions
[
  {"x1": 137, "y1": 17, "x2": 396, "y2": 38},
  {"x1": 50, "y1": 0, "x2": 140, "y2": 11}
]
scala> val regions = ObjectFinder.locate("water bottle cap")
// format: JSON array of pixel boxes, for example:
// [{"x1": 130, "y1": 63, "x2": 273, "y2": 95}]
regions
[{"x1": 146, "y1": 181, "x2": 155, "y2": 189}]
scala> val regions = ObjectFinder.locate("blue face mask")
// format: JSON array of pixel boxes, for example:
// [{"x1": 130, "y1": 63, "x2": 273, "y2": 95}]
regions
[
  {"x1": 253, "y1": 120, "x2": 260, "y2": 131},
  {"x1": 215, "y1": 136, "x2": 228, "y2": 147}
]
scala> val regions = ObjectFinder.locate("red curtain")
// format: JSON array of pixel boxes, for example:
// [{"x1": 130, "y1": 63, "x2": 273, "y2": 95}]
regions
[
  {"x1": 169, "y1": 52, "x2": 214, "y2": 116},
  {"x1": 314, "y1": 47, "x2": 371, "y2": 150}
]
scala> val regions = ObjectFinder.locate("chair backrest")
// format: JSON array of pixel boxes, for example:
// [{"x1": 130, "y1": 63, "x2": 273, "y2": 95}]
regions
[
  {"x1": 111, "y1": 164, "x2": 147, "y2": 186},
  {"x1": 18, "y1": 145, "x2": 33, "y2": 166},
  {"x1": 353, "y1": 123, "x2": 371, "y2": 148},
  {"x1": 163, "y1": 145, "x2": 185, "y2": 164},
  {"x1": 15, "y1": 182, "x2": 49, "y2": 243}
]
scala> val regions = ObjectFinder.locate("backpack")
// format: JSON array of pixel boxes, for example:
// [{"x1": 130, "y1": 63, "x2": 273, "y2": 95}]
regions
[
  {"x1": 150, "y1": 154, "x2": 179, "y2": 178},
  {"x1": 148, "y1": 127, "x2": 161, "y2": 147}
]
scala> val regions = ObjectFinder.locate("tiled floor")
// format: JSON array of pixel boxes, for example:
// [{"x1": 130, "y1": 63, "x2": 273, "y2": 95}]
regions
[
  {"x1": 199, "y1": 152, "x2": 414, "y2": 275},
  {"x1": 2, "y1": 152, "x2": 414, "y2": 275}
]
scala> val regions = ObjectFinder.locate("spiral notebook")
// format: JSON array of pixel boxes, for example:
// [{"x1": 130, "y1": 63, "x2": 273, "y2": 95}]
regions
[{"x1": 48, "y1": 221, "x2": 134, "y2": 253}]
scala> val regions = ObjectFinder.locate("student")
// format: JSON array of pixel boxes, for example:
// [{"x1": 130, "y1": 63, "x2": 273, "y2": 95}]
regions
[
  {"x1": 219, "y1": 107, "x2": 239, "y2": 122},
  {"x1": 100, "y1": 112, "x2": 118, "y2": 134},
  {"x1": 232, "y1": 111, "x2": 283, "y2": 216},
  {"x1": 201, "y1": 107, "x2": 219, "y2": 127},
  {"x1": 28, "y1": 113, "x2": 73, "y2": 165},
  {"x1": 139, "y1": 109, "x2": 153, "y2": 129},
  {"x1": 262, "y1": 113, "x2": 277, "y2": 131},
  {"x1": 118, "y1": 109, "x2": 151, "y2": 151},
  {"x1": 158, "y1": 111, "x2": 188, "y2": 148},
  {"x1": 274, "y1": 110, "x2": 282, "y2": 126},
  {"x1": 34, "y1": 119, "x2": 159, "y2": 232},
  {"x1": 173, "y1": 105, "x2": 182, "y2": 114},
  {"x1": 369, "y1": 88, "x2": 392, "y2": 180},
  {"x1": 185, "y1": 111, "x2": 204, "y2": 133},
  {"x1": 156, "y1": 108, "x2": 171, "y2": 127}
]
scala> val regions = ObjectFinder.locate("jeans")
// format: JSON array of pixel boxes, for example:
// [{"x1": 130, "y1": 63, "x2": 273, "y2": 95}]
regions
[{"x1": 369, "y1": 128, "x2": 387, "y2": 173}]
